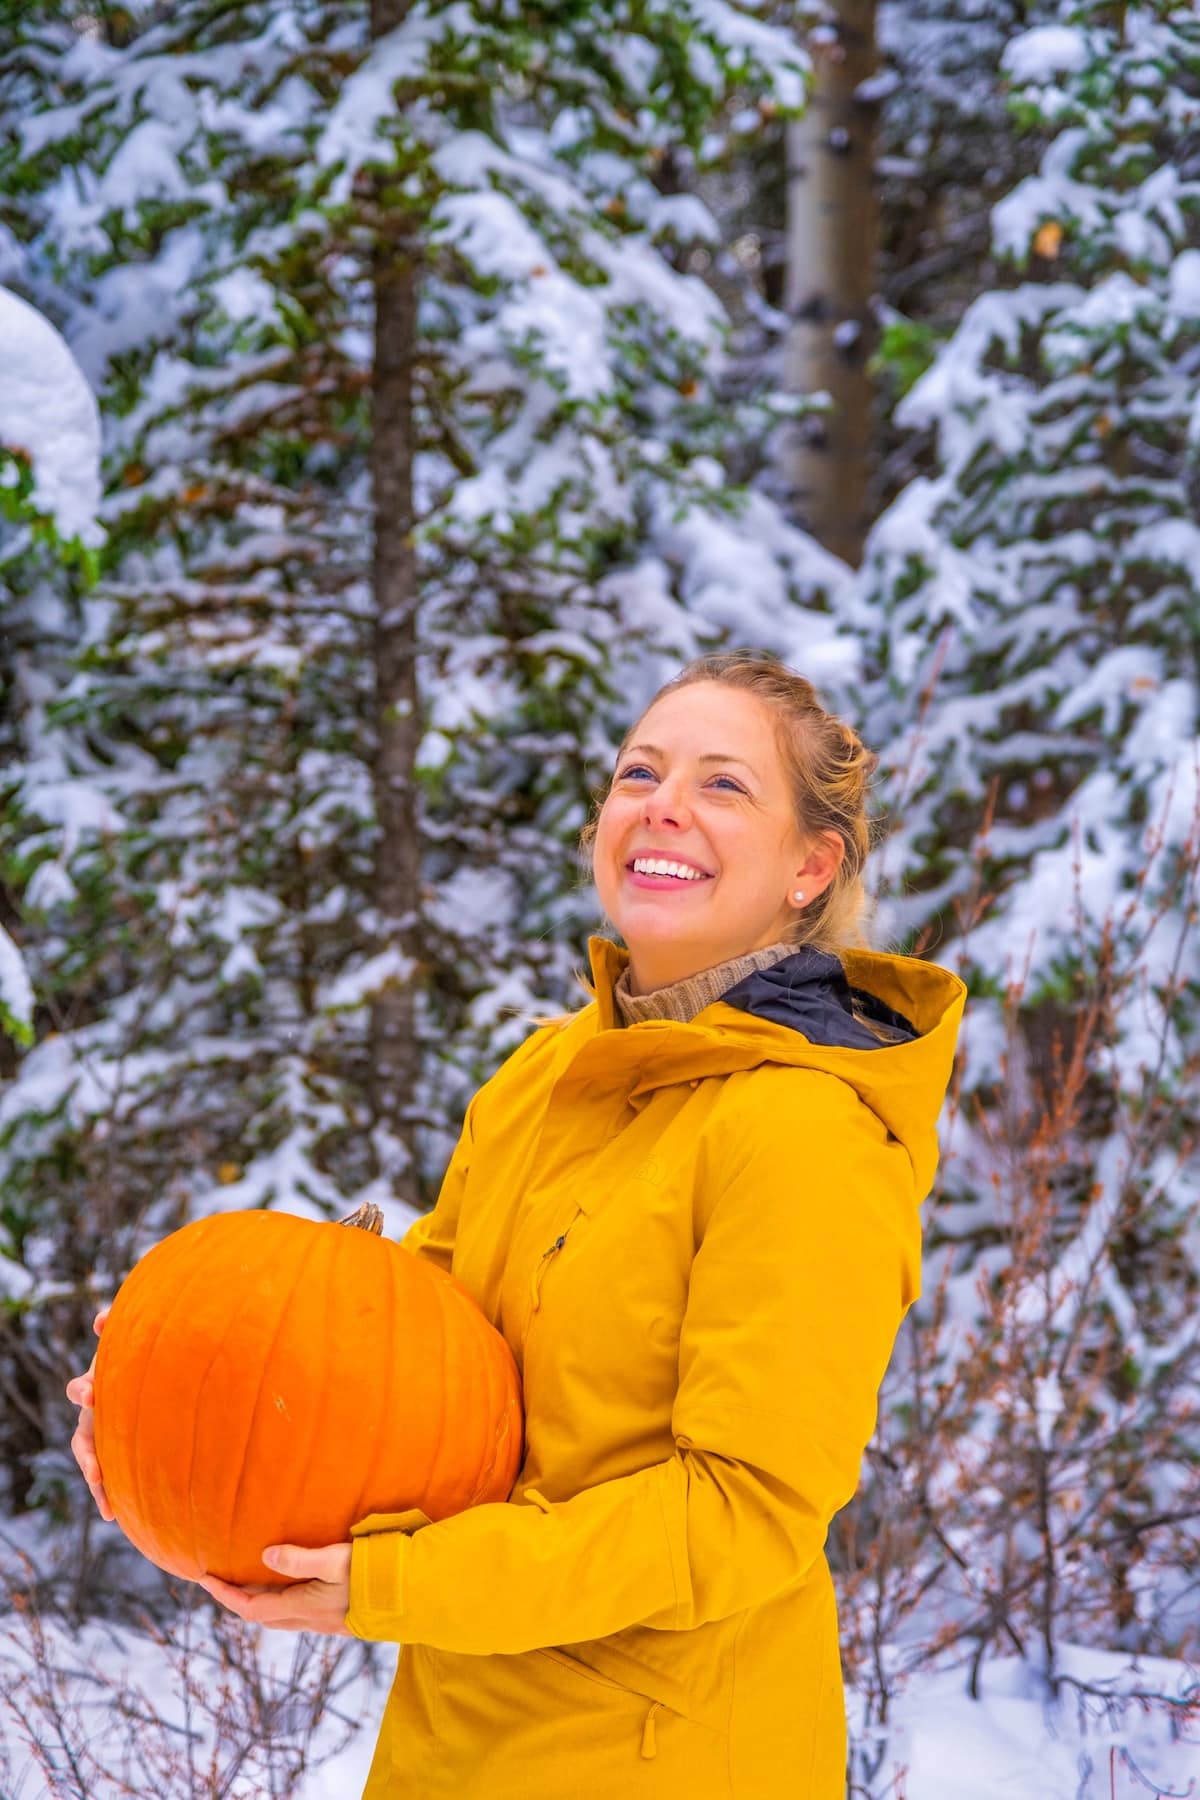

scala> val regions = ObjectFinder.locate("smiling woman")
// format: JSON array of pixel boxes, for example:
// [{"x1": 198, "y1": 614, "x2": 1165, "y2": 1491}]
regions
[
  {"x1": 321, "y1": 649, "x2": 965, "y2": 1798},
  {"x1": 67, "y1": 648, "x2": 966, "y2": 1800}
]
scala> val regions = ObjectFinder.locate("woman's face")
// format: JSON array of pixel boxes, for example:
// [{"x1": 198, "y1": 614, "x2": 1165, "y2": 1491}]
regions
[{"x1": 592, "y1": 682, "x2": 841, "y2": 993}]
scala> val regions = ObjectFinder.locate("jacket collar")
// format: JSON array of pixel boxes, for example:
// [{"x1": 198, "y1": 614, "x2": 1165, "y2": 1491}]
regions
[
  {"x1": 573, "y1": 935, "x2": 968, "y2": 1197},
  {"x1": 579, "y1": 936, "x2": 935, "y2": 1040}
]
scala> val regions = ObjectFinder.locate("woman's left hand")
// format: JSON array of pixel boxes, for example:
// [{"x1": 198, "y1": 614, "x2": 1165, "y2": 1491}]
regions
[{"x1": 196, "y1": 1542, "x2": 353, "y2": 1634}]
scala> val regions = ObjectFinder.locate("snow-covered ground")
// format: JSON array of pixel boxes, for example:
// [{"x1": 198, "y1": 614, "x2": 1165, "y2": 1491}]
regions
[{"x1": 848, "y1": 1648, "x2": 1200, "y2": 1799}]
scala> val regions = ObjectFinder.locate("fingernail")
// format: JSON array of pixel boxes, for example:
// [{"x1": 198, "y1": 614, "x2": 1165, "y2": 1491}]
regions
[{"x1": 261, "y1": 1547, "x2": 280, "y2": 1569}]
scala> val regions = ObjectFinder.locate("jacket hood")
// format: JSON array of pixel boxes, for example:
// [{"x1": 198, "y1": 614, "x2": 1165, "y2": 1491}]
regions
[{"x1": 576, "y1": 936, "x2": 967, "y2": 1197}]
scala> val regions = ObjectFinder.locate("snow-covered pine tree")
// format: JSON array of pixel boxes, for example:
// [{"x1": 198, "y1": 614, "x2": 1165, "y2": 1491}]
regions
[
  {"x1": 845, "y1": 0, "x2": 1200, "y2": 1682},
  {"x1": 0, "y1": 2, "x2": 850, "y2": 1523},
  {"x1": 871, "y1": 0, "x2": 1050, "y2": 509},
  {"x1": 876, "y1": 0, "x2": 1041, "y2": 315}
]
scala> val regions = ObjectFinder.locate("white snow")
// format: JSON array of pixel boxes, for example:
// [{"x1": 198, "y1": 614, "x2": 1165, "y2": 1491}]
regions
[
  {"x1": 319, "y1": 946, "x2": 418, "y2": 1013},
  {"x1": 1002, "y1": 25, "x2": 1090, "y2": 84},
  {"x1": 316, "y1": 8, "x2": 474, "y2": 200},
  {"x1": 0, "y1": 924, "x2": 34, "y2": 1039},
  {"x1": 1167, "y1": 247, "x2": 1200, "y2": 320},
  {"x1": 685, "y1": 0, "x2": 809, "y2": 112},
  {"x1": 862, "y1": 1647, "x2": 1200, "y2": 1798},
  {"x1": 1032, "y1": 1370, "x2": 1064, "y2": 1452},
  {"x1": 0, "y1": 1253, "x2": 35, "y2": 1303},
  {"x1": 0, "y1": 1592, "x2": 396, "y2": 1799},
  {"x1": 0, "y1": 286, "x2": 104, "y2": 543},
  {"x1": 210, "y1": 266, "x2": 279, "y2": 326}
]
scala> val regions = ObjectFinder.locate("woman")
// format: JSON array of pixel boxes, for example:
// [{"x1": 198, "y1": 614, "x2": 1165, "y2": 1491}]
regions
[{"x1": 69, "y1": 650, "x2": 966, "y2": 1797}]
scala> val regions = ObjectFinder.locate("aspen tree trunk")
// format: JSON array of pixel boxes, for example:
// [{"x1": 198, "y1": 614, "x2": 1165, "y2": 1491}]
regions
[
  {"x1": 368, "y1": 0, "x2": 420, "y2": 1196},
  {"x1": 783, "y1": 1, "x2": 879, "y2": 567}
]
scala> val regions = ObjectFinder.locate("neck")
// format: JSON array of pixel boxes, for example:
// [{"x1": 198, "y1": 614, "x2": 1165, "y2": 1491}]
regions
[
  {"x1": 612, "y1": 939, "x2": 800, "y2": 1028},
  {"x1": 627, "y1": 927, "x2": 796, "y2": 996}
]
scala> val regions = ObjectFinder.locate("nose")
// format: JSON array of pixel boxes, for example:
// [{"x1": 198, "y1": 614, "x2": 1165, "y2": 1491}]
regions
[{"x1": 642, "y1": 775, "x2": 692, "y2": 830}]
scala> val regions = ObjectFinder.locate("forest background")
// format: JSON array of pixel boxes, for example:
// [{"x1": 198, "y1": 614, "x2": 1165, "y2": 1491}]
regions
[{"x1": 1, "y1": 1, "x2": 1199, "y2": 1795}]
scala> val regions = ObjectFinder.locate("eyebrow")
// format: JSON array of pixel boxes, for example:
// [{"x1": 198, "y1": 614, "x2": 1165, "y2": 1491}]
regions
[{"x1": 619, "y1": 742, "x2": 759, "y2": 776}]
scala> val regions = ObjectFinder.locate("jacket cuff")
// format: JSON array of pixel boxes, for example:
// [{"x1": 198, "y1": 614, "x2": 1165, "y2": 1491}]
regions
[{"x1": 344, "y1": 1508, "x2": 431, "y2": 1641}]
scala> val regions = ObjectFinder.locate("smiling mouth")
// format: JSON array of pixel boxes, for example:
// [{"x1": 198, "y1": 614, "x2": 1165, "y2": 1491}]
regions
[{"x1": 625, "y1": 863, "x2": 714, "y2": 885}]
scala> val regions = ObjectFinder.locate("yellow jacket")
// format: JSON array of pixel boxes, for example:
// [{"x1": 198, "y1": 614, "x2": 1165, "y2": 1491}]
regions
[{"x1": 346, "y1": 935, "x2": 966, "y2": 1798}]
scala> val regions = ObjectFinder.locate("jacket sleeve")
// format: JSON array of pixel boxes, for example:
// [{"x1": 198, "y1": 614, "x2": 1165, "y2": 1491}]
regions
[{"x1": 346, "y1": 1071, "x2": 926, "y2": 1653}]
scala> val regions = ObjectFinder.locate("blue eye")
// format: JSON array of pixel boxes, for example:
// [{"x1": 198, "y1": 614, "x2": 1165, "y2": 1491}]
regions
[{"x1": 616, "y1": 764, "x2": 743, "y2": 793}]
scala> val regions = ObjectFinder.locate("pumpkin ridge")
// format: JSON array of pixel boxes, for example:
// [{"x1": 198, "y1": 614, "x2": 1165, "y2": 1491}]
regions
[
  {"x1": 397, "y1": 1241, "x2": 441, "y2": 1515},
  {"x1": 339, "y1": 1212, "x2": 394, "y2": 1533},
  {"x1": 183, "y1": 1228, "x2": 267, "y2": 1577},
  {"x1": 424, "y1": 1268, "x2": 455, "y2": 1513},
  {"x1": 473, "y1": 1286, "x2": 517, "y2": 1499},
  {"x1": 463, "y1": 1285, "x2": 509, "y2": 1504},
  {"x1": 120, "y1": 1233, "x2": 221, "y2": 1572},
  {"x1": 218, "y1": 1214, "x2": 325, "y2": 1581},
  {"x1": 279, "y1": 1212, "x2": 341, "y2": 1547},
  {"x1": 451, "y1": 1283, "x2": 492, "y2": 1505},
  {"x1": 479, "y1": 1291, "x2": 514, "y2": 1499}
]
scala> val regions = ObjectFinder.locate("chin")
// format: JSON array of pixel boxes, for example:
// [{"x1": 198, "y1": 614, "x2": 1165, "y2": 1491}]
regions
[{"x1": 620, "y1": 922, "x2": 716, "y2": 957}]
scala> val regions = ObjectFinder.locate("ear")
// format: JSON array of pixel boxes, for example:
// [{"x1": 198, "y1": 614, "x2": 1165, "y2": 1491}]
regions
[{"x1": 793, "y1": 829, "x2": 844, "y2": 900}]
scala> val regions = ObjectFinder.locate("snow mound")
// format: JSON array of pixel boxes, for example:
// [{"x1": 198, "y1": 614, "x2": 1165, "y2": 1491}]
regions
[{"x1": 0, "y1": 284, "x2": 104, "y2": 544}]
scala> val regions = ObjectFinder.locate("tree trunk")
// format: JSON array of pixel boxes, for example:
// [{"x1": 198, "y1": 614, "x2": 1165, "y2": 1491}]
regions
[
  {"x1": 783, "y1": 1, "x2": 879, "y2": 567},
  {"x1": 368, "y1": 0, "x2": 420, "y2": 1198}
]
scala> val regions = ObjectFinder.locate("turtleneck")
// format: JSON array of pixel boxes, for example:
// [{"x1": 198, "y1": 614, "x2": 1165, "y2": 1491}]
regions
[{"x1": 612, "y1": 939, "x2": 801, "y2": 1028}]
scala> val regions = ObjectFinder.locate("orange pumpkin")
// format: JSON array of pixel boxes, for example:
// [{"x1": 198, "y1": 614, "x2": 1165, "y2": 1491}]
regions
[{"x1": 93, "y1": 1204, "x2": 523, "y2": 1586}]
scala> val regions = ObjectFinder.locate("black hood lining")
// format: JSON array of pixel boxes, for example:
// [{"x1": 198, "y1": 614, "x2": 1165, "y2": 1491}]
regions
[{"x1": 720, "y1": 948, "x2": 920, "y2": 1051}]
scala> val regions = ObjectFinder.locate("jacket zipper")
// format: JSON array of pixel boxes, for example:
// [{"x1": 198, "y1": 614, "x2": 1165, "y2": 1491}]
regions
[{"x1": 528, "y1": 1224, "x2": 573, "y2": 1313}]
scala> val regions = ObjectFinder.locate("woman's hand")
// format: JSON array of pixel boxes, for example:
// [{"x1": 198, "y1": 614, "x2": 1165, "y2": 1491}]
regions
[
  {"x1": 197, "y1": 1543, "x2": 353, "y2": 1635},
  {"x1": 65, "y1": 1307, "x2": 115, "y2": 1523}
]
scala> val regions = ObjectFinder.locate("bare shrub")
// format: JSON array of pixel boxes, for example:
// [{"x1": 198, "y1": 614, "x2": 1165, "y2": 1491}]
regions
[
  {"x1": 0, "y1": 1549, "x2": 383, "y2": 1799},
  {"x1": 838, "y1": 785, "x2": 1200, "y2": 1797}
]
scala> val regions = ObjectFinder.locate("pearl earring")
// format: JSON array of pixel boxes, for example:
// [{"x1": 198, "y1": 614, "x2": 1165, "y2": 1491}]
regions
[{"x1": 793, "y1": 890, "x2": 804, "y2": 904}]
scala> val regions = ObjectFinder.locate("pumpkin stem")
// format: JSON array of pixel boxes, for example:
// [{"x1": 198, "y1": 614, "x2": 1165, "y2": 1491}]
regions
[{"x1": 338, "y1": 1202, "x2": 385, "y2": 1236}]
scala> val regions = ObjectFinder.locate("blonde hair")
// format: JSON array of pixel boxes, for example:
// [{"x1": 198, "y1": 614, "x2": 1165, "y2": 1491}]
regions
[{"x1": 577, "y1": 648, "x2": 883, "y2": 957}]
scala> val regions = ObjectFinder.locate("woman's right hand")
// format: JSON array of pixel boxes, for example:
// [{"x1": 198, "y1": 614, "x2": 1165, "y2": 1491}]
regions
[{"x1": 66, "y1": 1308, "x2": 115, "y2": 1522}]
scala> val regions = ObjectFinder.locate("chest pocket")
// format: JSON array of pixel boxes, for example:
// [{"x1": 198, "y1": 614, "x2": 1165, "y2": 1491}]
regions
[
  {"x1": 498, "y1": 1084, "x2": 701, "y2": 1380},
  {"x1": 516, "y1": 1179, "x2": 691, "y2": 1432}
]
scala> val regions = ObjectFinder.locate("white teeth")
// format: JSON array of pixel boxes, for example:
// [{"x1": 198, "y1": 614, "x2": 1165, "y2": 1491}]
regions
[{"x1": 631, "y1": 858, "x2": 707, "y2": 881}]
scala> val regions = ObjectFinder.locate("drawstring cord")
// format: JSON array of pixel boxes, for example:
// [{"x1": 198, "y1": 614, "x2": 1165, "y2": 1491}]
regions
[
  {"x1": 529, "y1": 1230, "x2": 570, "y2": 1312},
  {"x1": 640, "y1": 1701, "x2": 662, "y2": 1759}
]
